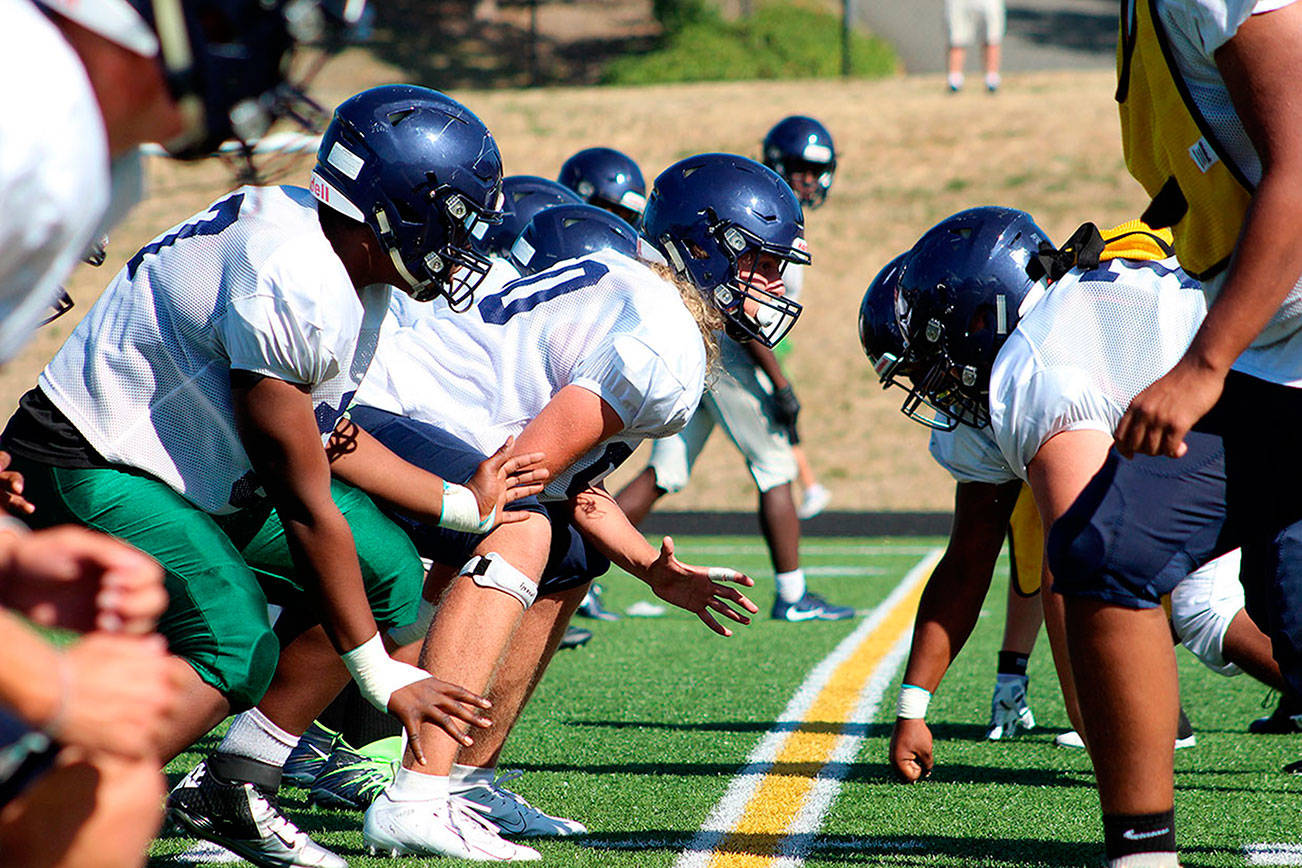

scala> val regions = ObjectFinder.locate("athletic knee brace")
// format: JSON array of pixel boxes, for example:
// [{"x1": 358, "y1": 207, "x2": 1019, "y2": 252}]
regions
[{"x1": 461, "y1": 552, "x2": 538, "y2": 609}]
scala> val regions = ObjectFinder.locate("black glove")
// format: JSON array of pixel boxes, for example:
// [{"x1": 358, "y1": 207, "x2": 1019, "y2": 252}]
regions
[{"x1": 771, "y1": 384, "x2": 801, "y2": 429}]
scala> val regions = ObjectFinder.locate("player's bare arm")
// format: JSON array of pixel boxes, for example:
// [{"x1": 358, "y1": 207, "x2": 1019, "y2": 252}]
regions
[
  {"x1": 231, "y1": 371, "x2": 382, "y2": 654},
  {"x1": 889, "y1": 479, "x2": 1020, "y2": 782},
  {"x1": 1117, "y1": 2, "x2": 1302, "y2": 458},
  {"x1": 326, "y1": 417, "x2": 548, "y2": 527}
]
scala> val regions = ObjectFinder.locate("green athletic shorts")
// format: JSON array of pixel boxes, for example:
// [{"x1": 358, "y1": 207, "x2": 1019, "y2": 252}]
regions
[{"x1": 11, "y1": 456, "x2": 423, "y2": 710}]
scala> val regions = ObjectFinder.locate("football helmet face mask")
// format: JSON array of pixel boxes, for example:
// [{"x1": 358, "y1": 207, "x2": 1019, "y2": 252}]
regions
[
  {"x1": 894, "y1": 207, "x2": 1051, "y2": 431},
  {"x1": 558, "y1": 147, "x2": 648, "y2": 226},
  {"x1": 311, "y1": 85, "x2": 504, "y2": 307},
  {"x1": 509, "y1": 204, "x2": 640, "y2": 276},
  {"x1": 642, "y1": 153, "x2": 809, "y2": 348},
  {"x1": 762, "y1": 116, "x2": 836, "y2": 210},
  {"x1": 477, "y1": 176, "x2": 583, "y2": 258}
]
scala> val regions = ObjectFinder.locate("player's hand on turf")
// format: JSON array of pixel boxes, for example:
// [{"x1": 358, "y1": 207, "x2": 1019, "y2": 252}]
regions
[
  {"x1": 1115, "y1": 356, "x2": 1225, "y2": 459},
  {"x1": 387, "y1": 677, "x2": 492, "y2": 763},
  {"x1": 890, "y1": 717, "x2": 934, "y2": 783},
  {"x1": 645, "y1": 536, "x2": 758, "y2": 637},
  {"x1": 0, "y1": 525, "x2": 167, "y2": 634},
  {"x1": 0, "y1": 451, "x2": 34, "y2": 516},
  {"x1": 466, "y1": 436, "x2": 549, "y2": 528},
  {"x1": 55, "y1": 633, "x2": 181, "y2": 759}
]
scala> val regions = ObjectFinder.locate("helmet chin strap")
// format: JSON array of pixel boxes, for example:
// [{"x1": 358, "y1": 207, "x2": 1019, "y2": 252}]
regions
[{"x1": 375, "y1": 207, "x2": 434, "y2": 299}]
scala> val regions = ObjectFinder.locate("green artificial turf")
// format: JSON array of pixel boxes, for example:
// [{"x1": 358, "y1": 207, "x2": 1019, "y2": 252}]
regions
[{"x1": 152, "y1": 536, "x2": 1300, "y2": 867}]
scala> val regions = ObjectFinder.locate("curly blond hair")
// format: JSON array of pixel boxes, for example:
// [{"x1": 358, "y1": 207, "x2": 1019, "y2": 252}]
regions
[{"x1": 647, "y1": 261, "x2": 724, "y2": 372}]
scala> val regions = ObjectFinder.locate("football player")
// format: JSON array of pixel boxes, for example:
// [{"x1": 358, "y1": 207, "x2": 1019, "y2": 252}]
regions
[
  {"x1": 871, "y1": 211, "x2": 1285, "y2": 815},
  {"x1": 761, "y1": 115, "x2": 837, "y2": 519},
  {"x1": 1057, "y1": 1, "x2": 1302, "y2": 864},
  {"x1": 0, "y1": 1, "x2": 323, "y2": 865},
  {"x1": 0, "y1": 85, "x2": 548, "y2": 868},
  {"x1": 343, "y1": 154, "x2": 802, "y2": 860}
]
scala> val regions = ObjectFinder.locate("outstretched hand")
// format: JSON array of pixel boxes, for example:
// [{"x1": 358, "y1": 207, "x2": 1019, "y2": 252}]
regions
[
  {"x1": 1114, "y1": 357, "x2": 1225, "y2": 459},
  {"x1": 645, "y1": 536, "x2": 758, "y2": 637},
  {"x1": 889, "y1": 717, "x2": 934, "y2": 783},
  {"x1": 466, "y1": 436, "x2": 549, "y2": 528},
  {"x1": 387, "y1": 676, "x2": 493, "y2": 765}
]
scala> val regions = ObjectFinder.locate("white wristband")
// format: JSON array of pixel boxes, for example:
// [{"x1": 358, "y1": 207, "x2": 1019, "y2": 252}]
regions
[
  {"x1": 437, "y1": 481, "x2": 495, "y2": 534},
  {"x1": 896, "y1": 684, "x2": 932, "y2": 719},
  {"x1": 340, "y1": 633, "x2": 428, "y2": 711}
]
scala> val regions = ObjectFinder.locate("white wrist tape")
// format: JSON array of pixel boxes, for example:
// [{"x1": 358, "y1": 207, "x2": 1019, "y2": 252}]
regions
[
  {"x1": 461, "y1": 552, "x2": 537, "y2": 609},
  {"x1": 438, "y1": 481, "x2": 495, "y2": 534},
  {"x1": 340, "y1": 633, "x2": 429, "y2": 711},
  {"x1": 896, "y1": 684, "x2": 932, "y2": 719},
  {"x1": 386, "y1": 597, "x2": 437, "y2": 647}
]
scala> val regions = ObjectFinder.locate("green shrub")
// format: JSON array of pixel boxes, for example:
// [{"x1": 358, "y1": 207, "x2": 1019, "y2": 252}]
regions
[
  {"x1": 652, "y1": 0, "x2": 716, "y2": 33},
  {"x1": 603, "y1": 1, "x2": 898, "y2": 85}
]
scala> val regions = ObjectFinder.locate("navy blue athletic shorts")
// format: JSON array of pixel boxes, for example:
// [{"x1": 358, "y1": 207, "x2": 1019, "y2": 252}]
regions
[{"x1": 350, "y1": 405, "x2": 609, "y2": 595}]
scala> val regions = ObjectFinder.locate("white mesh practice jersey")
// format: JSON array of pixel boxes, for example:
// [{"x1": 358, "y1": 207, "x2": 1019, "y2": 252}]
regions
[
  {"x1": 385, "y1": 257, "x2": 521, "y2": 328},
  {"x1": 0, "y1": 0, "x2": 110, "y2": 363},
  {"x1": 930, "y1": 256, "x2": 1207, "y2": 484},
  {"x1": 1153, "y1": 0, "x2": 1302, "y2": 384},
  {"x1": 358, "y1": 249, "x2": 707, "y2": 500},
  {"x1": 41, "y1": 186, "x2": 390, "y2": 514}
]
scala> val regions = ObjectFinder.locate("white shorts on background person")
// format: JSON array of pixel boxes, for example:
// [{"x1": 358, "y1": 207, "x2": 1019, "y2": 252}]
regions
[
  {"x1": 648, "y1": 336, "x2": 797, "y2": 495},
  {"x1": 945, "y1": 0, "x2": 1006, "y2": 46}
]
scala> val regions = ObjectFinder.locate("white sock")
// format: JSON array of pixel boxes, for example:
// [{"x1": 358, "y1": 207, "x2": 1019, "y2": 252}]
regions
[
  {"x1": 218, "y1": 708, "x2": 298, "y2": 767},
  {"x1": 449, "y1": 762, "x2": 496, "y2": 791},
  {"x1": 775, "y1": 569, "x2": 806, "y2": 603},
  {"x1": 1107, "y1": 854, "x2": 1180, "y2": 868},
  {"x1": 388, "y1": 766, "x2": 450, "y2": 802},
  {"x1": 947, "y1": 72, "x2": 965, "y2": 90}
]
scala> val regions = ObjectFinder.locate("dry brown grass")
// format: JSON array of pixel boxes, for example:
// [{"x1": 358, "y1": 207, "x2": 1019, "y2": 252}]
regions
[{"x1": 10, "y1": 63, "x2": 1146, "y2": 512}]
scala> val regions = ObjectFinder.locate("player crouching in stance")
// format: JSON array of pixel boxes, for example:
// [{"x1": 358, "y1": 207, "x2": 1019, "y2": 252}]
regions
[
  {"x1": 0, "y1": 85, "x2": 550, "y2": 868},
  {"x1": 868, "y1": 211, "x2": 1285, "y2": 815},
  {"x1": 346, "y1": 153, "x2": 802, "y2": 861}
]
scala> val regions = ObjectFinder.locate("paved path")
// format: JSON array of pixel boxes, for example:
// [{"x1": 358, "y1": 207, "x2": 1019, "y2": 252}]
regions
[{"x1": 854, "y1": 0, "x2": 1117, "y2": 75}]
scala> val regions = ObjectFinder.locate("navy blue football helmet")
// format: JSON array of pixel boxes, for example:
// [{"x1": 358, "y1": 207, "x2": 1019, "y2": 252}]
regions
[
  {"x1": 894, "y1": 207, "x2": 1051, "y2": 430},
  {"x1": 858, "y1": 252, "x2": 911, "y2": 386},
  {"x1": 762, "y1": 116, "x2": 836, "y2": 210},
  {"x1": 508, "y1": 204, "x2": 639, "y2": 275},
  {"x1": 642, "y1": 153, "x2": 810, "y2": 348},
  {"x1": 558, "y1": 147, "x2": 647, "y2": 226},
  {"x1": 311, "y1": 85, "x2": 504, "y2": 307},
  {"x1": 477, "y1": 176, "x2": 583, "y2": 258}
]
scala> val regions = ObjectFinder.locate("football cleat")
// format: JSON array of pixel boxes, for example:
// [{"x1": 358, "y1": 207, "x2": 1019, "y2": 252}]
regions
[
  {"x1": 559, "y1": 625, "x2": 594, "y2": 650},
  {"x1": 166, "y1": 760, "x2": 345, "y2": 868},
  {"x1": 363, "y1": 792, "x2": 542, "y2": 861},
  {"x1": 308, "y1": 738, "x2": 400, "y2": 811},
  {"x1": 1054, "y1": 711, "x2": 1196, "y2": 751},
  {"x1": 1249, "y1": 692, "x2": 1302, "y2": 734},
  {"x1": 457, "y1": 770, "x2": 587, "y2": 837},
  {"x1": 796, "y1": 483, "x2": 832, "y2": 520},
  {"x1": 986, "y1": 673, "x2": 1035, "y2": 740},
  {"x1": 771, "y1": 591, "x2": 855, "y2": 622},
  {"x1": 283, "y1": 722, "x2": 341, "y2": 787},
  {"x1": 577, "y1": 584, "x2": 619, "y2": 621}
]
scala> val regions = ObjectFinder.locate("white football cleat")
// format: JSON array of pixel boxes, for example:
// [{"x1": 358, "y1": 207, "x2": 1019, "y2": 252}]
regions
[
  {"x1": 363, "y1": 792, "x2": 541, "y2": 861},
  {"x1": 457, "y1": 770, "x2": 587, "y2": 837}
]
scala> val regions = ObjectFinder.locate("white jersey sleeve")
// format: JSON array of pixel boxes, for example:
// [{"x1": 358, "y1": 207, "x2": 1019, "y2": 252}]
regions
[
  {"x1": 988, "y1": 257, "x2": 1207, "y2": 479},
  {"x1": 572, "y1": 333, "x2": 699, "y2": 438},
  {"x1": 928, "y1": 424, "x2": 1016, "y2": 485}
]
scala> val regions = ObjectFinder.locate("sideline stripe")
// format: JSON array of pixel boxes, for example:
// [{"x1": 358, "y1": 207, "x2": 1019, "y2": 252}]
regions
[
  {"x1": 673, "y1": 548, "x2": 942, "y2": 868},
  {"x1": 1247, "y1": 844, "x2": 1302, "y2": 865}
]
